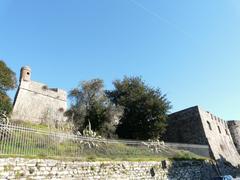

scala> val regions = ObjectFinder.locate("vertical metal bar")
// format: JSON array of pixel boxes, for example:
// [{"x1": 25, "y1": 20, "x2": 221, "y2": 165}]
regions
[
  {"x1": 1, "y1": 123, "x2": 7, "y2": 155},
  {"x1": 33, "y1": 129, "x2": 36, "y2": 156},
  {"x1": 21, "y1": 124, "x2": 25, "y2": 155},
  {"x1": 27, "y1": 125, "x2": 30, "y2": 156},
  {"x1": 8, "y1": 122, "x2": 14, "y2": 155},
  {"x1": 49, "y1": 132, "x2": 51, "y2": 157},
  {"x1": 35, "y1": 129, "x2": 39, "y2": 156},
  {"x1": 29, "y1": 127, "x2": 33, "y2": 156},
  {"x1": 18, "y1": 123, "x2": 22, "y2": 155},
  {"x1": 46, "y1": 133, "x2": 49, "y2": 158},
  {"x1": 11, "y1": 122, "x2": 15, "y2": 155},
  {"x1": 0, "y1": 123, "x2": 3, "y2": 154},
  {"x1": 0, "y1": 123, "x2": 6, "y2": 155},
  {"x1": 14, "y1": 122, "x2": 20, "y2": 155},
  {"x1": 4, "y1": 122, "x2": 10, "y2": 155},
  {"x1": 57, "y1": 133, "x2": 60, "y2": 157},
  {"x1": 54, "y1": 132, "x2": 57, "y2": 157},
  {"x1": 25, "y1": 124, "x2": 28, "y2": 156},
  {"x1": 25, "y1": 124, "x2": 29, "y2": 156}
]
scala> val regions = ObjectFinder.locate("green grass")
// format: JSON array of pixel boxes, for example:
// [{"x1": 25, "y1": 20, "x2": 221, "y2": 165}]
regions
[
  {"x1": 171, "y1": 150, "x2": 208, "y2": 161},
  {"x1": 0, "y1": 137, "x2": 207, "y2": 162},
  {"x1": 0, "y1": 120, "x2": 208, "y2": 162},
  {"x1": 0, "y1": 154, "x2": 167, "y2": 162},
  {"x1": 0, "y1": 153, "x2": 205, "y2": 162}
]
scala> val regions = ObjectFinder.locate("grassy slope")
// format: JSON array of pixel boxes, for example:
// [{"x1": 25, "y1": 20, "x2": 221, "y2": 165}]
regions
[{"x1": 0, "y1": 120, "x2": 208, "y2": 162}]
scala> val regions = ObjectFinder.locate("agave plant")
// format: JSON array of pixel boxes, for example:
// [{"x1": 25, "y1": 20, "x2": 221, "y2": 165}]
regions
[
  {"x1": 142, "y1": 139, "x2": 165, "y2": 154},
  {"x1": 0, "y1": 111, "x2": 9, "y2": 124},
  {"x1": 76, "y1": 121, "x2": 105, "y2": 149},
  {"x1": 0, "y1": 111, "x2": 10, "y2": 140}
]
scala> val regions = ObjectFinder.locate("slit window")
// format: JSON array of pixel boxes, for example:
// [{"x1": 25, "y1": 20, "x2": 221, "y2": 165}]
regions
[
  {"x1": 218, "y1": 126, "x2": 221, "y2": 134},
  {"x1": 207, "y1": 121, "x2": 212, "y2": 130}
]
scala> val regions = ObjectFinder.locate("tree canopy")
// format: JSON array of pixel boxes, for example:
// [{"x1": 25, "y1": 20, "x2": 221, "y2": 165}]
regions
[
  {"x1": 106, "y1": 76, "x2": 171, "y2": 140},
  {"x1": 0, "y1": 60, "x2": 17, "y2": 114},
  {"x1": 65, "y1": 79, "x2": 121, "y2": 138}
]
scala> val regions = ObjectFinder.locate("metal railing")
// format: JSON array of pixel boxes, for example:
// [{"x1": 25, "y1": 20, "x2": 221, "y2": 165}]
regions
[{"x1": 0, "y1": 122, "x2": 209, "y2": 159}]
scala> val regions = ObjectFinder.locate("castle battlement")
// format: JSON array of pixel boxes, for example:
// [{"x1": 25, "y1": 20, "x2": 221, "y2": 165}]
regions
[{"x1": 19, "y1": 80, "x2": 67, "y2": 102}]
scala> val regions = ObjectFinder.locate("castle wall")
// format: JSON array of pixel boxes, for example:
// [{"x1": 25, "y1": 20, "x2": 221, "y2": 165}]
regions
[
  {"x1": 164, "y1": 106, "x2": 208, "y2": 145},
  {"x1": 198, "y1": 108, "x2": 240, "y2": 166},
  {"x1": 228, "y1": 121, "x2": 240, "y2": 154},
  {"x1": 165, "y1": 106, "x2": 240, "y2": 166},
  {"x1": 12, "y1": 72, "x2": 67, "y2": 124}
]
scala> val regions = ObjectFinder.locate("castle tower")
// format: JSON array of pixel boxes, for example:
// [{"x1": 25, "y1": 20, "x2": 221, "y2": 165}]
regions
[
  {"x1": 12, "y1": 66, "x2": 67, "y2": 124},
  {"x1": 20, "y1": 66, "x2": 31, "y2": 82}
]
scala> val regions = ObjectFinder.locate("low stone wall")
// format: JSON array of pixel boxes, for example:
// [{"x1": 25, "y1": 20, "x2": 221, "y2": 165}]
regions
[{"x1": 0, "y1": 158, "x2": 236, "y2": 179}]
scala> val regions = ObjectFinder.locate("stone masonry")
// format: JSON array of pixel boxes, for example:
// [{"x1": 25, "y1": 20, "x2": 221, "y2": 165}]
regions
[
  {"x1": 0, "y1": 158, "x2": 236, "y2": 180},
  {"x1": 11, "y1": 66, "x2": 67, "y2": 124},
  {"x1": 228, "y1": 121, "x2": 240, "y2": 154},
  {"x1": 164, "y1": 106, "x2": 240, "y2": 167}
]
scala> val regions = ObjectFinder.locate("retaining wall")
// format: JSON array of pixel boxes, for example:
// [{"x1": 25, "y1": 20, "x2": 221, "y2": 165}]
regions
[{"x1": 0, "y1": 158, "x2": 237, "y2": 179}]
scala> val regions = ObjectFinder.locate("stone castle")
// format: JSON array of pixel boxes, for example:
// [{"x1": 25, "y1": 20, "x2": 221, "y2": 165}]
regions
[
  {"x1": 10, "y1": 66, "x2": 240, "y2": 167},
  {"x1": 164, "y1": 106, "x2": 240, "y2": 167},
  {"x1": 11, "y1": 66, "x2": 67, "y2": 124}
]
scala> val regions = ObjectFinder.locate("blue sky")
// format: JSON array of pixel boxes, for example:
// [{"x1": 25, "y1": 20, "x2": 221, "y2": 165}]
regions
[{"x1": 1, "y1": 0, "x2": 240, "y2": 120}]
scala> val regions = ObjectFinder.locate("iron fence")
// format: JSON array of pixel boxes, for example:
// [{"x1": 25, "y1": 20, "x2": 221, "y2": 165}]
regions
[{"x1": 0, "y1": 122, "x2": 208, "y2": 159}]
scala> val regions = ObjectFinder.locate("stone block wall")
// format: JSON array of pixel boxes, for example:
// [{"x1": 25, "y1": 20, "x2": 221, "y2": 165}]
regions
[
  {"x1": 198, "y1": 107, "x2": 240, "y2": 167},
  {"x1": 164, "y1": 106, "x2": 208, "y2": 145},
  {"x1": 12, "y1": 80, "x2": 67, "y2": 124},
  {"x1": 228, "y1": 121, "x2": 240, "y2": 154},
  {"x1": 0, "y1": 158, "x2": 233, "y2": 180},
  {"x1": 11, "y1": 66, "x2": 67, "y2": 124},
  {"x1": 164, "y1": 106, "x2": 240, "y2": 167}
]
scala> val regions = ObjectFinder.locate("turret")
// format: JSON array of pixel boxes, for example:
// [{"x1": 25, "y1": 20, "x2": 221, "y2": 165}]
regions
[{"x1": 20, "y1": 66, "x2": 31, "y2": 82}]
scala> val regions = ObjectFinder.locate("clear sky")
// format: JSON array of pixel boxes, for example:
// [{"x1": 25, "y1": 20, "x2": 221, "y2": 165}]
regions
[{"x1": 0, "y1": 0, "x2": 240, "y2": 120}]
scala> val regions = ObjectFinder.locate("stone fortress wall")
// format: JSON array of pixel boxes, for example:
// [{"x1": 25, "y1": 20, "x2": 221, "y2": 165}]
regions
[
  {"x1": 164, "y1": 106, "x2": 208, "y2": 145},
  {"x1": 11, "y1": 66, "x2": 67, "y2": 124},
  {"x1": 164, "y1": 106, "x2": 240, "y2": 166},
  {"x1": 198, "y1": 107, "x2": 240, "y2": 166},
  {"x1": 228, "y1": 120, "x2": 240, "y2": 154}
]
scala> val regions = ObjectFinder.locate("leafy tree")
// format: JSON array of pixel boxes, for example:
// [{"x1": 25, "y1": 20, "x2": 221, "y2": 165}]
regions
[
  {"x1": 106, "y1": 76, "x2": 171, "y2": 140},
  {"x1": 0, "y1": 60, "x2": 17, "y2": 114},
  {"x1": 65, "y1": 79, "x2": 121, "y2": 138}
]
